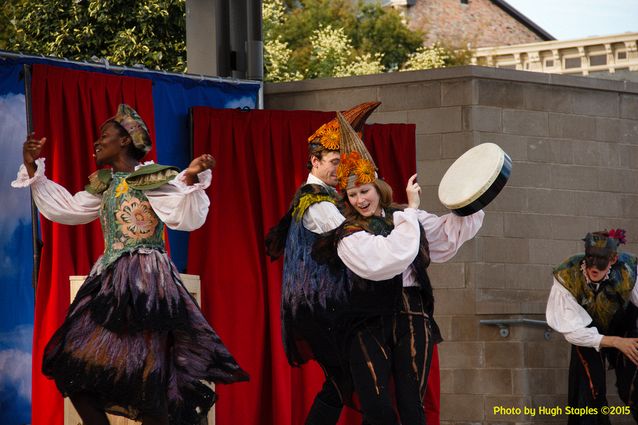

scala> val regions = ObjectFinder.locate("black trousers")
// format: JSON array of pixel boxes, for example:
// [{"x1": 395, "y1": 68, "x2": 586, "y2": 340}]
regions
[
  {"x1": 568, "y1": 344, "x2": 638, "y2": 425},
  {"x1": 349, "y1": 288, "x2": 433, "y2": 425}
]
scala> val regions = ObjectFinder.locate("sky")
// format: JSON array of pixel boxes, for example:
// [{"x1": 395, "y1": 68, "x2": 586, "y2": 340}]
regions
[{"x1": 505, "y1": 0, "x2": 638, "y2": 40}]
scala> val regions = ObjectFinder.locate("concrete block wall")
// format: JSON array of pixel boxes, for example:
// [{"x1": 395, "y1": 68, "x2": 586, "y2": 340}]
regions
[{"x1": 264, "y1": 66, "x2": 638, "y2": 424}]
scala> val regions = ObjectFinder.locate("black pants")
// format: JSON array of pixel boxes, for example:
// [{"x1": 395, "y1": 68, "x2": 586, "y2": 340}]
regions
[
  {"x1": 568, "y1": 344, "x2": 638, "y2": 425},
  {"x1": 349, "y1": 288, "x2": 433, "y2": 425},
  {"x1": 394, "y1": 288, "x2": 434, "y2": 425}
]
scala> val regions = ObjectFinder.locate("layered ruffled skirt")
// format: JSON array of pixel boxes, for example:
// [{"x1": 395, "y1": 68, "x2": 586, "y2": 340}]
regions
[{"x1": 42, "y1": 249, "x2": 248, "y2": 424}]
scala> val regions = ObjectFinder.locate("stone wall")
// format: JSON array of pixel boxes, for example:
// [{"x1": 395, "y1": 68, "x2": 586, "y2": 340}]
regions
[
  {"x1": 264, "y1": 66, "x2": 638, "y2": 424},
  {"x1": 406, "y1": 0, "x2": 546, "y2": 48}
]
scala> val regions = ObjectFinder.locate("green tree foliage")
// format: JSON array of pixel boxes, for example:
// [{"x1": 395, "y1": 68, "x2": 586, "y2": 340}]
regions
[
  {"x1": 264, "y1": 0, "x2": 470, "y2": 82},
  {"x1": 349, "y1": 3, "x2": 424, "y2": 71},
  {"x1": 280, "y1": 0, "x2": 423, "y2": 74},
  {"x1": 400, "y1": 42, "x2": 471, "y2": 71},
  {"x1": 2, "y1": 0, "x2": 186, "y2": 73}
]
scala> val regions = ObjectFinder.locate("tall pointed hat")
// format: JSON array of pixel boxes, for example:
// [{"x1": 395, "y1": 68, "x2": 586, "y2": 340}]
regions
[
  {"x1": 308, "y1": 101, "x2": 381, "y2": 150},
  {"x1": 335, "y1": 112, "x2": 378, "y2": 190}
]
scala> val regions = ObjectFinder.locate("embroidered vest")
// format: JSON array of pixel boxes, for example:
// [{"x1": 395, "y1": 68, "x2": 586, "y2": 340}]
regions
[
  {"x1": 553, "y1": 252, "x2": 638, "y2": 334},
  {"x1": 281, "y1": 183, "x2": 347, "y2": 314},
  {"x1": 87, "y1": 164, "x2": 179, "y2": 267}
]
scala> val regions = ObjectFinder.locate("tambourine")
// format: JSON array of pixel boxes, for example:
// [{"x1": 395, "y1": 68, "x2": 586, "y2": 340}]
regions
[{"x1": 438, "y1": 143, "x2": 512, "y2": 216}]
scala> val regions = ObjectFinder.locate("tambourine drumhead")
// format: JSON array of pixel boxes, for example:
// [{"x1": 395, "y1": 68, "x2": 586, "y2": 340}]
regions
[{"x1": 438, "y1": 143, "x2": 511, "y2": 216}]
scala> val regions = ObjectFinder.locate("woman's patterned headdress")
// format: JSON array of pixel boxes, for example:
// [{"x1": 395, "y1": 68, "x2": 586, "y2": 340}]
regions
[
  {"x1": 583, "y1": 229, "x2": 626, "y2": 258},
  {"x1": 103, "y1": 104, "x2": 152, "y2": 154},
  {"x1": 336, "y1": 112, "x2": 378, "y2": 190},
  {"x1": 307, "y1": 101, "x2": 381, "y2": 151}
]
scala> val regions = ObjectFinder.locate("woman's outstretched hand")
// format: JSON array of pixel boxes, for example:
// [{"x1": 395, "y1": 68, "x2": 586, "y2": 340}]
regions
[
  {"x1": 406, "y1": 173, "x2": 421, "y2": 210},
  {"x1": 23, "y1": 133, "x2": 46, "y2": 178},
  {"x1": 184, "y1": 154, "x2": 216, "y2": 185}
]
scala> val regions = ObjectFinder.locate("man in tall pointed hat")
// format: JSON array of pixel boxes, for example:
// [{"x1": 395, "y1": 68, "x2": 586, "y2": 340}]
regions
[
  {"x1": 266, "y1": 102, "x2": 380, "y2": 425},
  {"x1": 547, "y1": 229, "x2": 638, "y2": 423},
  {"x1": 311, "y1": 113, "x2": 483, "y2": 425}
]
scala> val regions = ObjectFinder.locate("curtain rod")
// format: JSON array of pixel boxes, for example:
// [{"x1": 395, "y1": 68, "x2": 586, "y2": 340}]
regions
[{"x1": 0, "y1": 50, "x2": 262, "y2": 87}]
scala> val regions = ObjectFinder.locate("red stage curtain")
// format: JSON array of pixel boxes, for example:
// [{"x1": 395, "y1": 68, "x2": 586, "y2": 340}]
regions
[
  {"x1": 187, "y1": 107, "x2": 418, "y2": 425},
  {"x1": 30, "y1": 64, "x2": 155, "y2": 425}
]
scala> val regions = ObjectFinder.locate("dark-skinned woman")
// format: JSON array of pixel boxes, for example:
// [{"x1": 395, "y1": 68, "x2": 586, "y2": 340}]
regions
[{"x1": 12, "y1": 104, "x2": 248, "y2": 425}]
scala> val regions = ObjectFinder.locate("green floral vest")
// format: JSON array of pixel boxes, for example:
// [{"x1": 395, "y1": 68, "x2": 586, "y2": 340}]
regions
[{"x1": 86, "y1": 164, "x2": 179, "y2": 267}]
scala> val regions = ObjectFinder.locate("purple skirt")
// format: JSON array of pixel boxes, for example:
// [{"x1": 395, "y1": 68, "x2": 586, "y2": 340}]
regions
[{"x1": 42, "y1": 249, "x2": 249, "y2": 424}]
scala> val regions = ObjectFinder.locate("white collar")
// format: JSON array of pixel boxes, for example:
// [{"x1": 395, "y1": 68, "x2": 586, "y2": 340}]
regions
[
  {"x1": 134, "y1": 160, "x2": 155, "y2": 171},
  {"x1": 306, "y1": 173, "x2": 334, "y2": 191}
]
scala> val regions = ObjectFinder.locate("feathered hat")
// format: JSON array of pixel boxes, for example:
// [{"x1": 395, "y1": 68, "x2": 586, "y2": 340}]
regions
[
  {"x1": 104, "y1": 104, "x2": 152, "y2": 154},
  {"x1": 335, "y1": 112, "x2": 378, "y2": 190},
  {"x1": 308, "y1": 101, "x2": 381, "y2": 151},
  {"x1": 583, "y1": 229, "x2": 626, "y2": 258}
]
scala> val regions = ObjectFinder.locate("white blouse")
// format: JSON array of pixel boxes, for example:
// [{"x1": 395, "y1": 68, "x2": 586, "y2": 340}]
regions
[
  {"x1": 338, "y1": 208, "x2": 484, "y2": 283},
  {"x1": 11, "y1": 158, "x2": 212, "y2": 231},
  {"x1": 546, "y1": 271, "x2": 638, "y2": 350}
]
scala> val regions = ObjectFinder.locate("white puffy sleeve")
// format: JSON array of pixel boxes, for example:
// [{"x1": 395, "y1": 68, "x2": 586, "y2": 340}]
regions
[
  {"x1": 417, "y1": 209, "x2": 484, "y2": 263},
  {"x1": 337, "y1": 208, "x2": 420, "y2": 281},
  {"x1": 303, "y1": 201, "x2": 345, "y2": 234},
  {"x1": 11, "y1": 159, "x2": 101, "y2": 225},
  {"x1": 631, "y1": 265, "x2": 638, "y2": 307},
  {"x1": 546, "y1": 279, "x2": 603, "y2": 349},
  {"x1": 145, "y1": 169, "x2": 212, "y2": 231}
]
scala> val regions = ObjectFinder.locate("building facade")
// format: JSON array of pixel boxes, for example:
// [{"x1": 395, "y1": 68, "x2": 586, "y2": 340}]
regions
[
  {"x1": 473, "y1": 32, "x2": 638, "y2": 81},
  {"x1": 383, "y1": 0, "x2": 553, "y2": 48}
]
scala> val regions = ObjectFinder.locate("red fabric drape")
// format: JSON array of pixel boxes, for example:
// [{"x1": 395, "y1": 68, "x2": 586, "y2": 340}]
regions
[
  {"x1": 187, "y1": 107, "x2": 418, "y2": 425},
  {"x1": 30, "y1": 64, "x2": 156, "y2": 425}
]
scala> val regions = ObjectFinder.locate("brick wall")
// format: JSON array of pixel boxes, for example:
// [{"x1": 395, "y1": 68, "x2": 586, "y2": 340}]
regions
[
  {"x1": 264, "y1": 66, "x2": 638, "y2": 424},
  {"x1": 406, "y1": 0, "x2": 546, "y2": 48}
]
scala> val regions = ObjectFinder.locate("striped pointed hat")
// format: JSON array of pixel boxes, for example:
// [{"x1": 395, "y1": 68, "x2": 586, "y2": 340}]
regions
[
  {"x1": 308, "y1": 101, "x2": 381, "y2": 151},
  {"x1": 335, "y1": 112, "x2": 378, "y2": 190}
]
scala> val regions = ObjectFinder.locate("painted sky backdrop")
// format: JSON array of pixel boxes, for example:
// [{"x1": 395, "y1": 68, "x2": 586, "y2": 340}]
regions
[{"x1": 0, "y1": 64, "x2": 33, "y2": 425}]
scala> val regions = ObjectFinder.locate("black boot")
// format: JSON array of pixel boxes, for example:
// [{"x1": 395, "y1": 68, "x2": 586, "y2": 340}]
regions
[{"x1": 304, "y1": 396, "x2": 342, "y2": 425}]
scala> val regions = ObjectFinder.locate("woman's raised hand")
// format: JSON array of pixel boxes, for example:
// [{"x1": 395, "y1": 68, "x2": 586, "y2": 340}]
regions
[
  {"x1": 406, "y1": 173, "x2": 421, "y2": 209},
  {"x1": 23, "y1": 133, "x2": 46, "y2": 165},
  {"x1": 22, "y1": 133, "x2": 46, "y2": 178},
  {"x1": 186, "y1": 154, "x2": 216, "y2": 175},
  {"x1": 183, "y1": 154, "x2": 216, "y2": 185}
]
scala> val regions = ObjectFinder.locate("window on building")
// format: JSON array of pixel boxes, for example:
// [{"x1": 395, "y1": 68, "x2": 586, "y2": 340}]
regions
[
  {"x1": 460, "y1": 0, "x2": 469, "y2": 4},
  {"x1": 617, "y1": 51, "x2": 627, "y2": 60},
  {"x1": 564, "y1": 57, "x2": 581, "y2": 69},
  {"x1": 589, "y1": 55, "x2": 607, "y2": 66},
  {"x1": 545, "y1": 59, "x2": 554, "y2": 67}
]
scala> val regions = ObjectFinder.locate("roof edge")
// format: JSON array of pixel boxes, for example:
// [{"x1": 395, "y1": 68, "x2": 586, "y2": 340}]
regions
[{"x1": 490, "y1": 0, "x2": 555, "y2": 41}]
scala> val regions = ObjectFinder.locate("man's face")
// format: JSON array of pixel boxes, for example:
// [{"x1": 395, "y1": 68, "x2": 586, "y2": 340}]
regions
[
  {"x1": 584, "y1": 254, "x2": 617, "y2": 282},
  {"x1": 311, "y1": 151, "x2": 340, "y2": 187}
]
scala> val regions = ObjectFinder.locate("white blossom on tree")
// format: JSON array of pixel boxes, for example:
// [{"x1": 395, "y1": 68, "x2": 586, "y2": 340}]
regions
[{"x1": 401, "y1": 44, "x2": 451, "y2": 71}]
